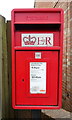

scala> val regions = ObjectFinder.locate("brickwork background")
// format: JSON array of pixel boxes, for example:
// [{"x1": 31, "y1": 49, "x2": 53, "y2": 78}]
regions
[{"x1": 35, "y1": 0, "x2": 72, "y2": 112}]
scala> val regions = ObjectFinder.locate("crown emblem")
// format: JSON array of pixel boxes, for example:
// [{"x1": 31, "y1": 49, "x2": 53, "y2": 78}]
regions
[{"x1": 23, "y1": 35, "x2": 36, "y2": 45}]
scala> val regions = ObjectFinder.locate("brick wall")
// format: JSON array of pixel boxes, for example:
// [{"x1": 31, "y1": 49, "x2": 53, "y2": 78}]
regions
[{"x1": 35, "y1": 0, "x2": 72, "y2": 112}]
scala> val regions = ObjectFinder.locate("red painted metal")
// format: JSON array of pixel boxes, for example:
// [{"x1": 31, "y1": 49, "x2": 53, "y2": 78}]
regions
[{"x1": 11, "y1": 8, "x2": 64, "y2": 109}]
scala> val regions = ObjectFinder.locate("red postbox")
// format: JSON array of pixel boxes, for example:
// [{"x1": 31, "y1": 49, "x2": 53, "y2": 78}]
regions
[{"x1": 11, "y1": 8, "x2": 64, "y2": 109}]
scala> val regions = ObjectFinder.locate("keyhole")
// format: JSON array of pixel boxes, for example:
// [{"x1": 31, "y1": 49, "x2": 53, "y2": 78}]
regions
[{"x1": 22, "y1": 79, "x2": 24, "y2": 82}]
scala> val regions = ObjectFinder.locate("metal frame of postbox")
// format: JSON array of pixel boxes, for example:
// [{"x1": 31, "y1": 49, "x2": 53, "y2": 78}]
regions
[{"x1": 11, "y1": 8, "x2": 64, "y2": 109}]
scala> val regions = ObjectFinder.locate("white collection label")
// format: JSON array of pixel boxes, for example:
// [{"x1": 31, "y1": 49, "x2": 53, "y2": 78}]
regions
[
  {"x1": 22, "y1": 33, "x2": 53, "y2": 47},
  {"x1": 30, "y1": 62, "x2": 46, "y2": 94}
]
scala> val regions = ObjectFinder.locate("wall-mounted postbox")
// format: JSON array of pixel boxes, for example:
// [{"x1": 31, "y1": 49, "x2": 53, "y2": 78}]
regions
[{"x1": 11, "y1": 8, "x2": 64, "y2": 109}]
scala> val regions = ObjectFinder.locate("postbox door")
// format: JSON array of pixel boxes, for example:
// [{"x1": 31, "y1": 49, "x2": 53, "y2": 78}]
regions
[{"x1": 15, "y1": 51, "x2": 58, "y2": 106}]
